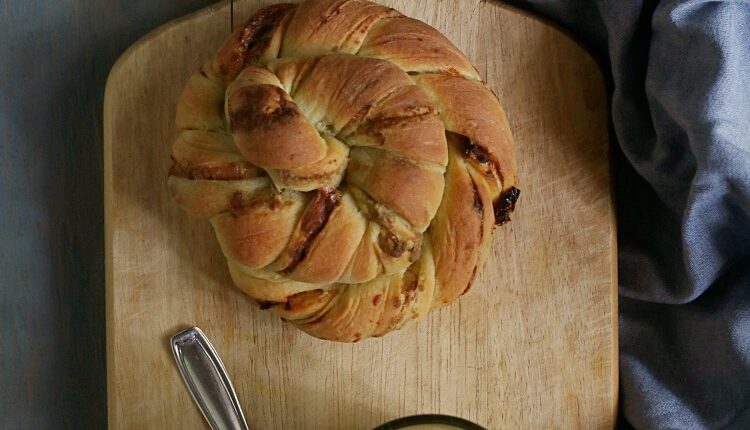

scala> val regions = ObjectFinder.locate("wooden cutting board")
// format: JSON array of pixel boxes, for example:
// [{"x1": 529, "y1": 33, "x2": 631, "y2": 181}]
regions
[{"x1": 104, "y1": 0, "x2": 617, "y2": 428}]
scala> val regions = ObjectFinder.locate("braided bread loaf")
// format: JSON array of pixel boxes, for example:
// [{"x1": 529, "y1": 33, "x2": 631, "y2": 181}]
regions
[{"x1": 168, "y1": 0, "x2": 519, "y2": 342}]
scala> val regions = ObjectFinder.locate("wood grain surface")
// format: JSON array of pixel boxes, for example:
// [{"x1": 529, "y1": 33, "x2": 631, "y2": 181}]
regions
[{"x1": 105, "y1": 1, "x2": 617, "y2": 428}]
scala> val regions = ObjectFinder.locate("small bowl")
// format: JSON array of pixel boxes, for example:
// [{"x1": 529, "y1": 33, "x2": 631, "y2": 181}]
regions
[{"x1": 374, "y1": 414, "x2": 486, "y2": 430}]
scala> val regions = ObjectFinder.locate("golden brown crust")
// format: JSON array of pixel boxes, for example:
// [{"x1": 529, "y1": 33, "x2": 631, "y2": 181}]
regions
[
  {"x1": 413, "y1": 74, "x2": 517, "y2": 191},
  {"x1": 213, "y1": 3, "x2": 295, "y2": 81},
  {"x1": 428, "y1": 138, "x2": 486, "y2": 306},
  {"x1": 168, "y1": 0, "x2": 519, "y2": 342},
  {"x1": 168, "y1": 176, "x2": 270, "y2": 219},
  {"x1": 281, "y1": 0, "x2": 399, "y2": 57},
  {"x1": 226, "y1": 67, "x2": 328, "y2": 169},
  {"x1": 267, "y1": 134, "x2": 349, "y2": 191},
  {"x1": 341, "y1": 85, "x2": 448, "y2": 166},
  {"x1": 286, "y1": 192, "x2": 367, "y2": 283},
  {"x1": 169, "y1": 130, "x2": 260, "y2": 181},
  {"x1": 211, "y1": 192, "x2": 304, "y2": 269},
  {"x1": 285, "y1": 54, "x2": 415, "y2": 133},
  {"x1": 269, "y1": 188, "x2": 340, "y2": 271},
  {"x1": 359, "y1": 17, "x2": 480, "y2": 79},
  {"x1": 346, "y1": 148, "x2": 444, "y2": 230},
  {"x1": 175, "y1": 63, "x2": 226, "y2": 131},
  {"x1": 338, "y1": 221, "x2": 383, "y2": 283}
]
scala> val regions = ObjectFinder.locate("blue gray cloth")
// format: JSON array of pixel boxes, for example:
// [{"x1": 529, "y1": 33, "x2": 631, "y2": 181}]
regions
[{"x1": 507, "y1": 0, "x2": 750, "y2": 428}]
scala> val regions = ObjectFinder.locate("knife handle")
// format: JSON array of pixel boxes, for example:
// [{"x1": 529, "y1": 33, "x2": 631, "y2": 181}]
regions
[{"x1": 171, "y1": 327, "x2": 250, "y2": 430}]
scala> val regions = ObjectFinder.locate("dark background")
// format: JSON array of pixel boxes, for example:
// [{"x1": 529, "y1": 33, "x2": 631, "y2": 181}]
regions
[{"x1": 0, "y1": 1, "x2": 216, "y2": 428}]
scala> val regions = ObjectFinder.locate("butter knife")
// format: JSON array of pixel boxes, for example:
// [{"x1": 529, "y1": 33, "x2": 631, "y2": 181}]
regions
[{"x1": 171, "y1": 327, "x2": 250, "y2": 430}]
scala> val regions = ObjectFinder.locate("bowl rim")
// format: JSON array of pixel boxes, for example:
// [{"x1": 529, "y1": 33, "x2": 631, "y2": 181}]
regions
[{"x1": 373, "y1": 414, "x2": 486, "y2": 430}]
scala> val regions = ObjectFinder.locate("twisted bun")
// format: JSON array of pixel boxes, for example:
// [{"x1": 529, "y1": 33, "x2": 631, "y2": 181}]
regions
[{"x1": 168, "y1": 0, "x2": 519, "y2": 342}]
